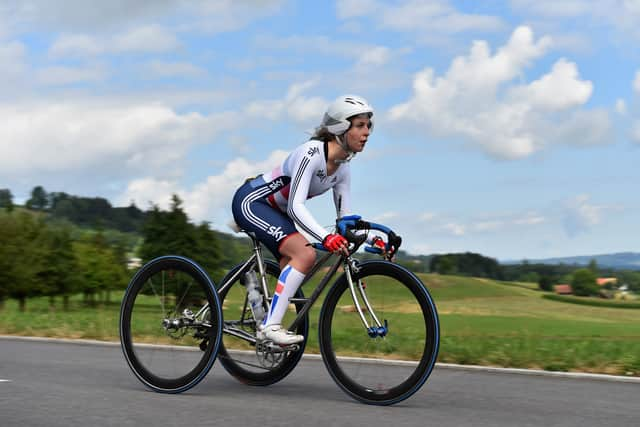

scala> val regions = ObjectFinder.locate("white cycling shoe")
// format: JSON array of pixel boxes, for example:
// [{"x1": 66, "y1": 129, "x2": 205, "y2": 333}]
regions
[{"x1": 258, "y1": 324, "x2": 304, "y2": 345}]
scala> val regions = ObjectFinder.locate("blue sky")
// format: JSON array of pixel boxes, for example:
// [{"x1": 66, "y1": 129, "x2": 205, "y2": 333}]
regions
[{"x1": 1, "y1": 0, "x2": 640, "y2": 261}]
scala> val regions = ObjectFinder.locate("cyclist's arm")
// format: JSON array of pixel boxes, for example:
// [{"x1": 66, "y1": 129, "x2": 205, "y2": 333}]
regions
[
  {"x1": 332, "y1": 165, "x2": 351, "y2": 219},
  {"x1": 287, "y1": 154, "x2": 330, "y2": 242}
]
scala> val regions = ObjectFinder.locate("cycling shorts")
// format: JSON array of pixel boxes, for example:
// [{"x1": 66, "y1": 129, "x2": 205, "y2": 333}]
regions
[{"x1": 231, "y1": 175, "x2": 299, "y2": 260}]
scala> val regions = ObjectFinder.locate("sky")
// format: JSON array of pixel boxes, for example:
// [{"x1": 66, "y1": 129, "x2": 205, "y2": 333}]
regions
[{"x1": 1, "y1": 0, "x2": 640, "y2": 261}]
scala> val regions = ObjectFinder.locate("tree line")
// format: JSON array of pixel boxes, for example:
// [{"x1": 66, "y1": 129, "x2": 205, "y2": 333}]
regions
[
  {"x1": 2, "y1": 185, "x2": 639, "y2": 309},
  {"x1": 0, "y1": 186, "x2": 252, "y2": 311},
  {"x1": 0, "y1": 211, "x2": 128, "y2": 311}
]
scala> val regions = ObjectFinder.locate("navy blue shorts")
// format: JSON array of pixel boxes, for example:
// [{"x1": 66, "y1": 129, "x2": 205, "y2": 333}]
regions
[{"x1": 231, "y1": 175, "x2": 299, "y2": 260}]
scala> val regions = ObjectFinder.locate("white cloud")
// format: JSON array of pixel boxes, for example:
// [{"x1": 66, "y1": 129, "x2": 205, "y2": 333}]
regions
[
  {"x1": 615, "y1": 99, "x2": 627, "y2": 115},
  {"x1": 48, "y1": 34, "x2": 103, "y2": 58},
  {"x1": 112, "y1": 25, "x2": 180, "y2": 53},
  {"x1": 562, "y1": 194, "x2": 605, "y2": 237},
  {"x1": 510, "y1": 0, "x2": 640, "y2": 40},
  {"x1": 513, "y1": 212, "x2": 546, "y2": 226},
  {"x1": 119, "y1": 150, "x2": 289, "y2": 223},
  {"x1": 256, "y1": 34, "x2": 399, "y2": 66},
  {"x1": 509, "y1": 0, "x2": 590, "y2": 18},
  {"x1": 355, "y1": 46, "x2": 392, "y2": 68},
  {"x1": 510, "y1": 59, "x2": 592, "y2": 111},
  {"x1": 373, "y1": 212, "x2": 400, "y2": 222},
  {"x1": 49, "y1": 25, "x2": 180, "y2": 58},
  {"x1": 0, "y1": 40, "x2": 27, "y2": 81},
  {"x1": 472, "y1": 220, "x2": 504, "y2": 232},
  {"x1": 419, "y1": 212, "x2": 437, "y2": 222},
  {"x1": 443, "y1": 222, "x2": 466, "y2": 236},
  {"x1": 0, "y1": 101, "x2": 239, "y2": 178},
  {"x1": 634, "y1": 70, "x2": 640, "y2": 94},
  {"x1": 145, "y1": 61, "x2": 206, "y2": 78},
  {"x1": 3, "y1": 0, "x2": 283, "y2": 35},
  {"x1": 336, "y1": 0, "x2": 380, "y2": 19},
  {"x1": 35, "y1": 65, "x2": 107, "y2": 86},
  {"x1": 183, "y1": 0, "x2": 286, "y2": 34},
  {"x1": 245, "y1": 81, "x2": 328, "y2": 126},
  {"x1": 338, "y1": 0, "x2": 504, "y2": 34},
  {"x1": 390, "y1": 26, "x2": 606, "y2": 159}
]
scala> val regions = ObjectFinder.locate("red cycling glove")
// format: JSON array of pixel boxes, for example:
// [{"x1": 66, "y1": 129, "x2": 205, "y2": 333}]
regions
[
  {"x1": 371, "y1": 236, "x2": 386, "y2": 252},
  {"x1": 323, "y1": 233, "x2": 348, "y2": 252}
]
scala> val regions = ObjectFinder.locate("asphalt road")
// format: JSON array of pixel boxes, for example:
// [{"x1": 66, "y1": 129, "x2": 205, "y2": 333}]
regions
[{"x1": 0, "y1": 337, "x2": 638, "y2": 427}]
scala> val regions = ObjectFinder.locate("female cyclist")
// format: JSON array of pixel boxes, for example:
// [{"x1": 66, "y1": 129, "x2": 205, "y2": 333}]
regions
[{"x1": 231, "y1": 95, "x2": 384, "y2": 345}]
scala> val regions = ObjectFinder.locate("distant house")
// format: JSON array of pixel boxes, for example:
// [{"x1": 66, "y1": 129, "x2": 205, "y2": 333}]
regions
[
  {"x1": 596, "y1": 277, "x2": 618, "y2": 286},
  {"x1": 554, "y1": 284, "x2": 572, "y2": 295},
  {"x1": 127, "y1": 257, "x2": 142, "y2": 270}
]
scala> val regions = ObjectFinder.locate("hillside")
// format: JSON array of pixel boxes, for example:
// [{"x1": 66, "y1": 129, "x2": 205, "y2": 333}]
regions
[{"x1": 504, "y1": 252, "x2": 640, "y2": 271}]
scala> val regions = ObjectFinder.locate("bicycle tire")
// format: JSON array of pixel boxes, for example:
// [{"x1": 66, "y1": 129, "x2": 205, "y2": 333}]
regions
[
  {"x1": 318, "y1": 260, "x2": 439, "y2": 405},
  {"x1": 119, "y1": 255, "x2": 223, "y2": 393},
  {"x1": 217, "y1": 259, "x2": 309, "y2": 386}
]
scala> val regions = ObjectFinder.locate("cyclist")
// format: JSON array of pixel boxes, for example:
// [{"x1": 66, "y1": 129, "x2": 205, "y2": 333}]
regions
[{"x1": 231, "y1": 94, "x2": 386, "y2": 345}]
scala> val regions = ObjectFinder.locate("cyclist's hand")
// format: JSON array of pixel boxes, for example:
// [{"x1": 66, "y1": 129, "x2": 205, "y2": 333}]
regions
[
  {"x1": 371, "y1": 236, "x2": 387, "y2": 255},
  {"x1": 323, "y1": 233, "x2": 349, "y2": 256}
]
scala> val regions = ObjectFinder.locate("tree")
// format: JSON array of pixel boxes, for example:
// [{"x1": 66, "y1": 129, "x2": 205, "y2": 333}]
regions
[
  {"x1": 0, "y1": 189, "x2": 13, "y2": 212},
  {"x1": 139, "y1": 195, "x2": 199, "y2": 262},
  {"x1": 538, "y1": 275, "x2": 553, "y2": 292},
  {"x1": 431, "y1": 255, "x2": 456, "y2": 275},
  {"x1": 193, "y1": 221, "x2": 223, "y2": 277},
  {"x1": 0, "y1": 212, "x2": 47, "y2": 311},
  {"x1": 26, "y1": 186, "x2": 49, "y2": 211},
  {"x1": 37, "y1": 226, "x2": 79, "y2": 310},
  {"x1": 571, "y1": 268, "x2": 599, "y2": 296}
]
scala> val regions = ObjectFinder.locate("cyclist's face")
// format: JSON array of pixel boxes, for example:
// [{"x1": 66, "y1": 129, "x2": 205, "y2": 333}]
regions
[{"x1": 345, "y1": 116, "x2": 371, "y2": 153}]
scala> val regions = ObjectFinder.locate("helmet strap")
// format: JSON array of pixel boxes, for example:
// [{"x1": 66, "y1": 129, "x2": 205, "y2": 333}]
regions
[{"x1": 334, "y1": 134, "x2": 356, "y2": 164}]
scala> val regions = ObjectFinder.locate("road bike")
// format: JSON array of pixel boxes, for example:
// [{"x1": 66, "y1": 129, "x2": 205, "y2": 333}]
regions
[{"x1": 119, "y1": 215, "x2": 440, "y2": 405}]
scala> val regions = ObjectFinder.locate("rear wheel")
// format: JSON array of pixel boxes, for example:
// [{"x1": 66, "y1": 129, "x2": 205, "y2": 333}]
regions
[
  {"x1": 119, "y1": 256, "x2": 222, "y2": 393},
  {"x1": 217, "y1": 260, "x2": 309, "y2": 386},
  {"x1": 319, "y1": 261, "x2": 439, "y2": 405}
]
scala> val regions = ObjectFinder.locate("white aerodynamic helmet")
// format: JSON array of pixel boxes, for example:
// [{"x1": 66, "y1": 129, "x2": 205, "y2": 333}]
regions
[{"x1": 321, "y1": 95, "x2": 374, "y2": 135}]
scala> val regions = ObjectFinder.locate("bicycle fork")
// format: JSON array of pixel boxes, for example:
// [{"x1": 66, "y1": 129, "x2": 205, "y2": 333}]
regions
[{"x1": 344, "y1": 259, "x2": 388, "y2": 338}]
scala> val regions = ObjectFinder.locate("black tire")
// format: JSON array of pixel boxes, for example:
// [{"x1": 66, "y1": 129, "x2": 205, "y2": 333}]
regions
[
  {"x1": 318, "y1": 261, "x2": 439, "y2": 405},
  {"x1": 217, "y1": 260, "x2": 309, "y2": 386},
  {"x1": 119, "y1": 256, "x2": 222, "y2": 393}
]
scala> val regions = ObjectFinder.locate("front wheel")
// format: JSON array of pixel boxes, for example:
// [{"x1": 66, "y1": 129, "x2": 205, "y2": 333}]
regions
[
  {"x1": 119, "y1": 256, "x2": 223, "y2": 393},
  {"x1": 319, "y1": 261, "x2": 439, "y2": 405}
]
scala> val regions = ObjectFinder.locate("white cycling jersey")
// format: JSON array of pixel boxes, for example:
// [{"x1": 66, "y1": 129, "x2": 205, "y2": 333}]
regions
[{"x1": 262, "y1": 139, "x2": 351, "y2": 242}]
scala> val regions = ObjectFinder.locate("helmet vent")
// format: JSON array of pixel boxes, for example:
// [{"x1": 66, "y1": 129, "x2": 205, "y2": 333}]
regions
[{"x1": 344, "y1": 97, "x2": 365, "y2": 106}]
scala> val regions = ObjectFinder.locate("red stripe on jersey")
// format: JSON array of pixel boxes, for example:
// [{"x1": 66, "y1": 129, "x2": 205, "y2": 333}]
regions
[
  {"x1": 281, "y1": 183, "x2": 291, "y2": 199},
  {"x1": 275, "y1": 282, "x2": 285, "y2": 294},
  {"x1": 267, "y1": 193, "x2": 277, "y2": 208}
]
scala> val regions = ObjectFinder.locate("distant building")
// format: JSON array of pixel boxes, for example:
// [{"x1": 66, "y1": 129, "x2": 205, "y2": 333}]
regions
[
  {"x1": 596, "y1": 277, "x2": 618, "y2": 286},
  {"x1": 554, "y1": 284, "x2": 572, "y2": 295},
  {"x1": 127, "y1": 257, "x2": 142, "y2": 270}
]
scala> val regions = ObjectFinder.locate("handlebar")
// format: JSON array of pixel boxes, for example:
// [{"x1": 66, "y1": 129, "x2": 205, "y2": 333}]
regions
[{"x1": 312, "y1": 215, "x2": 402, "y2": 261}]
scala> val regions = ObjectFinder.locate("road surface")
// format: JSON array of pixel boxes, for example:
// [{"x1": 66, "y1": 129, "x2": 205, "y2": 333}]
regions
[{"x1": 0, "y1": 337, "x2": 638, "y2": 427}]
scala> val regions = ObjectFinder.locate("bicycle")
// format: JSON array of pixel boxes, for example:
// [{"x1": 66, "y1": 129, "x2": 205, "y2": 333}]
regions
[{"x1": 119, "y1": 215, "x2": 440, "y2": 405}]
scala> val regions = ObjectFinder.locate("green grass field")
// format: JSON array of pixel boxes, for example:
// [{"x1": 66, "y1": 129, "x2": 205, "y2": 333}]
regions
[{"x1": 1, "y1": 272, "x2": 639, "y2": 376}]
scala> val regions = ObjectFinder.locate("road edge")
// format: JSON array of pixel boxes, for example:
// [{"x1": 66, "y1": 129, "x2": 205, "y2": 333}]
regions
[{"x1": 2, "y1": 335, "x2": 639, "y2": 384}]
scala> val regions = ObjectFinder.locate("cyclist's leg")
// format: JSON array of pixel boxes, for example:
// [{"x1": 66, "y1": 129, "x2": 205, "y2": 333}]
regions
[
  {"x1": 260, "y1": 235, "x2": 315, "y2": 344},
  {"x1": 232, "y1": 180, "x2": 311, "y2": 343}
]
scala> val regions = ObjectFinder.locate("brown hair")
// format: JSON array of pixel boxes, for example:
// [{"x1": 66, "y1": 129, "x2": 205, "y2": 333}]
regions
[{"x1": 309, "y1": 127, "x2": 335, "y2": 143}]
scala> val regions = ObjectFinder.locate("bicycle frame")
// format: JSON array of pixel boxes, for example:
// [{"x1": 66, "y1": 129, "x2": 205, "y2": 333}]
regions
[{"x1": 215, "y1": 233, "x2": 385, "y2": 343}]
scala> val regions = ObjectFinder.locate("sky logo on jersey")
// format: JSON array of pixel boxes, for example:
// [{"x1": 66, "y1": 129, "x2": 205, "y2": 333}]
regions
[
  {"x1": 267, "y1": 225, "x2": 286, "y2": 241},
  {"x1": 307, "y1": 146, "x2": 320, "y2": 157},
  {"x1": 268, "y1": 178, "x2": 285, "y2": 191}
]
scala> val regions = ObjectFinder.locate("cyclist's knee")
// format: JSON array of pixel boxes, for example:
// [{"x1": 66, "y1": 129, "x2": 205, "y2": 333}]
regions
[{"x1": 289, "y1": 246, "x2": 315, "y2": 273}]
